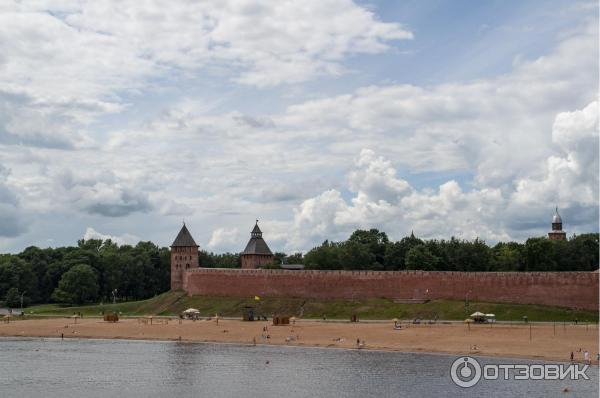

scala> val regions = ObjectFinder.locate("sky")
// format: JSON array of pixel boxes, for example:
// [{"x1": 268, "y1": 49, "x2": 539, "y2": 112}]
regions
[{"x1": 0, "y1": 0, "x2": 598, "y2": 254}]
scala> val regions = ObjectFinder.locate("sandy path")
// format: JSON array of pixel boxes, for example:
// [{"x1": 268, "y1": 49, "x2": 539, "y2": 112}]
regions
[{"x1": 1, "y1": 318, "x2": 597, "y2": 363}]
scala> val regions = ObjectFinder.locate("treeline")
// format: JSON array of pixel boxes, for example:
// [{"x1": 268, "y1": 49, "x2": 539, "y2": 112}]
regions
[
  {"x1": 302, "y1": 230, "x2": 599, "y2": 272},
  {"x1": 0, "y1": 240, "x2": 251, "y2": 307},
  {"x1": 198, "y1": 251, "x2": 240, "y2": 268},
  {"x1": 1, "y1": 230, "x2": 598, "y2": 306},
  {"x1": 0, "y1": 239, "x2": 171, "y2": 307}
]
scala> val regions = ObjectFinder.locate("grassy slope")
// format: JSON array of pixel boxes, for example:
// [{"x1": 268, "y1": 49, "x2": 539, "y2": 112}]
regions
[{"x1": 25, "y1": 291, "x2": 598, "y2": 322}]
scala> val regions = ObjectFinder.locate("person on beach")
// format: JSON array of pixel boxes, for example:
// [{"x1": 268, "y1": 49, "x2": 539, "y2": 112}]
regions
[
  {"x1": 570, "y1": 352, "x2": 574, "y2": 362},
  {"x1": 583, "y1": 351, "x2": 589, "y2": 364}
]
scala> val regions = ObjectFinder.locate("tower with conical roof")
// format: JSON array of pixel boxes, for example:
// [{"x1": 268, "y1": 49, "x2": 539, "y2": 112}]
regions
[
  {"x1": 241, "y1": 221, "x2": 274, "y2": 269},
  {"x1": 548, "y1": 207, "x2": 566, "y2": 241},
  {"x1": 170, "y1": 223, "x2": 199, "y2": 290}
]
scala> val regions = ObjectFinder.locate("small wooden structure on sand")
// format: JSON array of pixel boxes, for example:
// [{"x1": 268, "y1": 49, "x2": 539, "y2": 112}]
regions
[
  {"x1": 272, "y1": 316, "x2": 290, "y2": 326},
  {"x1": 103, "y1": 313, "x2": 119, "y2": 322}
]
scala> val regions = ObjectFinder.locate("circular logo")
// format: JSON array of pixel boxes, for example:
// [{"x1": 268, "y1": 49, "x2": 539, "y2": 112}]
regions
[{"x1": 450, "y1": 356, "x2": 482, "y2": 388}]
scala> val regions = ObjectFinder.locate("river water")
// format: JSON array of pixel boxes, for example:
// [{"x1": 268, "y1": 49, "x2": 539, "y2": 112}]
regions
[{"x1": 0, "y1": 338, "x2": 597, "y2": 397}]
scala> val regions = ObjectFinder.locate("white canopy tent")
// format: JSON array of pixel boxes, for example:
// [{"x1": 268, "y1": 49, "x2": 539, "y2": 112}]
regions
[{"x1": 182, "y1": 308, "x2": 201, "y2": 320}]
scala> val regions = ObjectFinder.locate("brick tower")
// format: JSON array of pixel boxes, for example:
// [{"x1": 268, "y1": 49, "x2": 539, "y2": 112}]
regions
[
  {"x1": 548, "y1": 207, "x2": 566, "y2": 241},
  {"x1": 241, "y1": 221, "x2": 274, "y2": 269},
  {"x1": 170, "y1": 223, "x2": 199, "y2": 290}
]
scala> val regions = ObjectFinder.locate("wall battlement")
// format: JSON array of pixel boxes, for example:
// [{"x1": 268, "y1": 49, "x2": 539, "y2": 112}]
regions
[{"x1": 180, "y1": 268, "x2": 599, "y2": 310}]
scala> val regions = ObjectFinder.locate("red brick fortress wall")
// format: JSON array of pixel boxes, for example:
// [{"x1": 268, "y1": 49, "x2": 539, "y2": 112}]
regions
[
  {"x1": 182, "y1": 269, "x2": 599, "y2": 310},
  {"x1": 241, "y1": 254, "x2": 275, "y2": 269}
]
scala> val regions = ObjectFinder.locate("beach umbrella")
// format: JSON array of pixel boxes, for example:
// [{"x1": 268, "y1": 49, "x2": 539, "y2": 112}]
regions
[
  {"x1": 485, "y1": 314, "x2": 495, "y2": 317},
  {"x1": 183, "y1": 308, "x2": 200, "y2": 314},
  {"x1": 470, "y1": 312, "x2": 485, "y2": 317},
  {"x1": 392, "y1": 318, "x2": 399, "y2": 323}
]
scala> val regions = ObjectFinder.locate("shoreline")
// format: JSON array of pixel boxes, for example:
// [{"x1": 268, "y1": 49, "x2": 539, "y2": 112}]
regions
[
  {"x1": 0, "y1": 334, "x2": 589, "y2": 366},
  {"x1": 1, "y1": 318, "x2": 598, "y2": 364},
  {"x1": 2, "y1": 334, "x2": 595, "y2": 365}
]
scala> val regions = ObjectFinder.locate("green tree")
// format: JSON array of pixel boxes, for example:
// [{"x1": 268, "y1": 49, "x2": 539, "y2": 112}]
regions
[
  {"x1": 51, "y1": 264, "x2": 99, "y2": 304},
  {"x1": 524, "y1": 238, "x2": 557, "y2": 271},
  {"x1": 405, "y1": 245, "x2": 441, "y2": 270},
  {"x1": 4, "y1": 287, "x2": 23, "y2": 308},
  {"x1": 198, "y1": 250, "x2": 216, "y2": 268},
  {"x1": 384, "y1": 233, "x2": 423, "y2": 270},
  {"x1": 0, "y1": 256, "x2": 38, "y2": 302},
  {"x1": 347, "y1": 229, "x2": 389, "y2": 266},
  {"x1": 563, "y1": 234, "x2": 599, "y2": 271},
  {"x1": 286, "y1": 253, "x2": 304, "y2": 264},
  {"x1": 99, "y1": 251, "x2": 123, "y2": 299},
  {"x1": 18, "y1": 246, "x2": 52, "y2": 302},
  {"x1": 304, "y1": 240, "x2": 343, "y2": 270},
  {"x1": 199, "y1": 251, "x2": 240, "y2": 268},
  {"x1": 339, "y1": 240, "x2": 379, "y2": 270},
  {"x1": 490, "y1": 242, "x2": 524, "y2": 271},
  {"x1": 43, "y1": 261, "x2": 74, "y2": 301},
  {"x1": 449, "y1": 238, "x2": 491, "y2": 272}
]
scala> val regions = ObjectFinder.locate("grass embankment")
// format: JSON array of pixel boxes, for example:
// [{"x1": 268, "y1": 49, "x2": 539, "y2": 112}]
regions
[{"x1": 24, "y1": 291, "x2": 598, "y2": 322}]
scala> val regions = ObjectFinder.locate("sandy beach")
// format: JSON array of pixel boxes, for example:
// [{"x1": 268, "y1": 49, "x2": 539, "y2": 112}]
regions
[{"x1": 1, "y1": 317, "x2": 598, "y2": 363}]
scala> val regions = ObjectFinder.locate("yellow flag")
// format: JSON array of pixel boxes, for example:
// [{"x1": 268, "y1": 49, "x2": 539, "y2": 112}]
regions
[{"x1": 254, "y1": 296, "x2": 260, "y2": 301}]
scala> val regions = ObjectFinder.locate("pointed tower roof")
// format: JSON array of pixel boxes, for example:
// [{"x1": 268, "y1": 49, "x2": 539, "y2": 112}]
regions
[
  {"x1": 552, "y1": 207, "x2": 562, "y2": 224},
  {"x1": 171, "y1": 224, "x2": 198, "y2": 247},
  {"x1": 242, "y1": 221, "x2": 272, "y2": 255}
]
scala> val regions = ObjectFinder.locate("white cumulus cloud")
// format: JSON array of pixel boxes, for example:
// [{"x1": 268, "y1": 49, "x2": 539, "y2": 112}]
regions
[
  {"x1": 513, "y1": 101, "x2": 599, "y2": 208},
  {"x1": 208, "y1": 227, "x2": 241, "y2": 251},
  {"x1": 284, "y1": 99, "x2": 598, "y2": 250}
]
